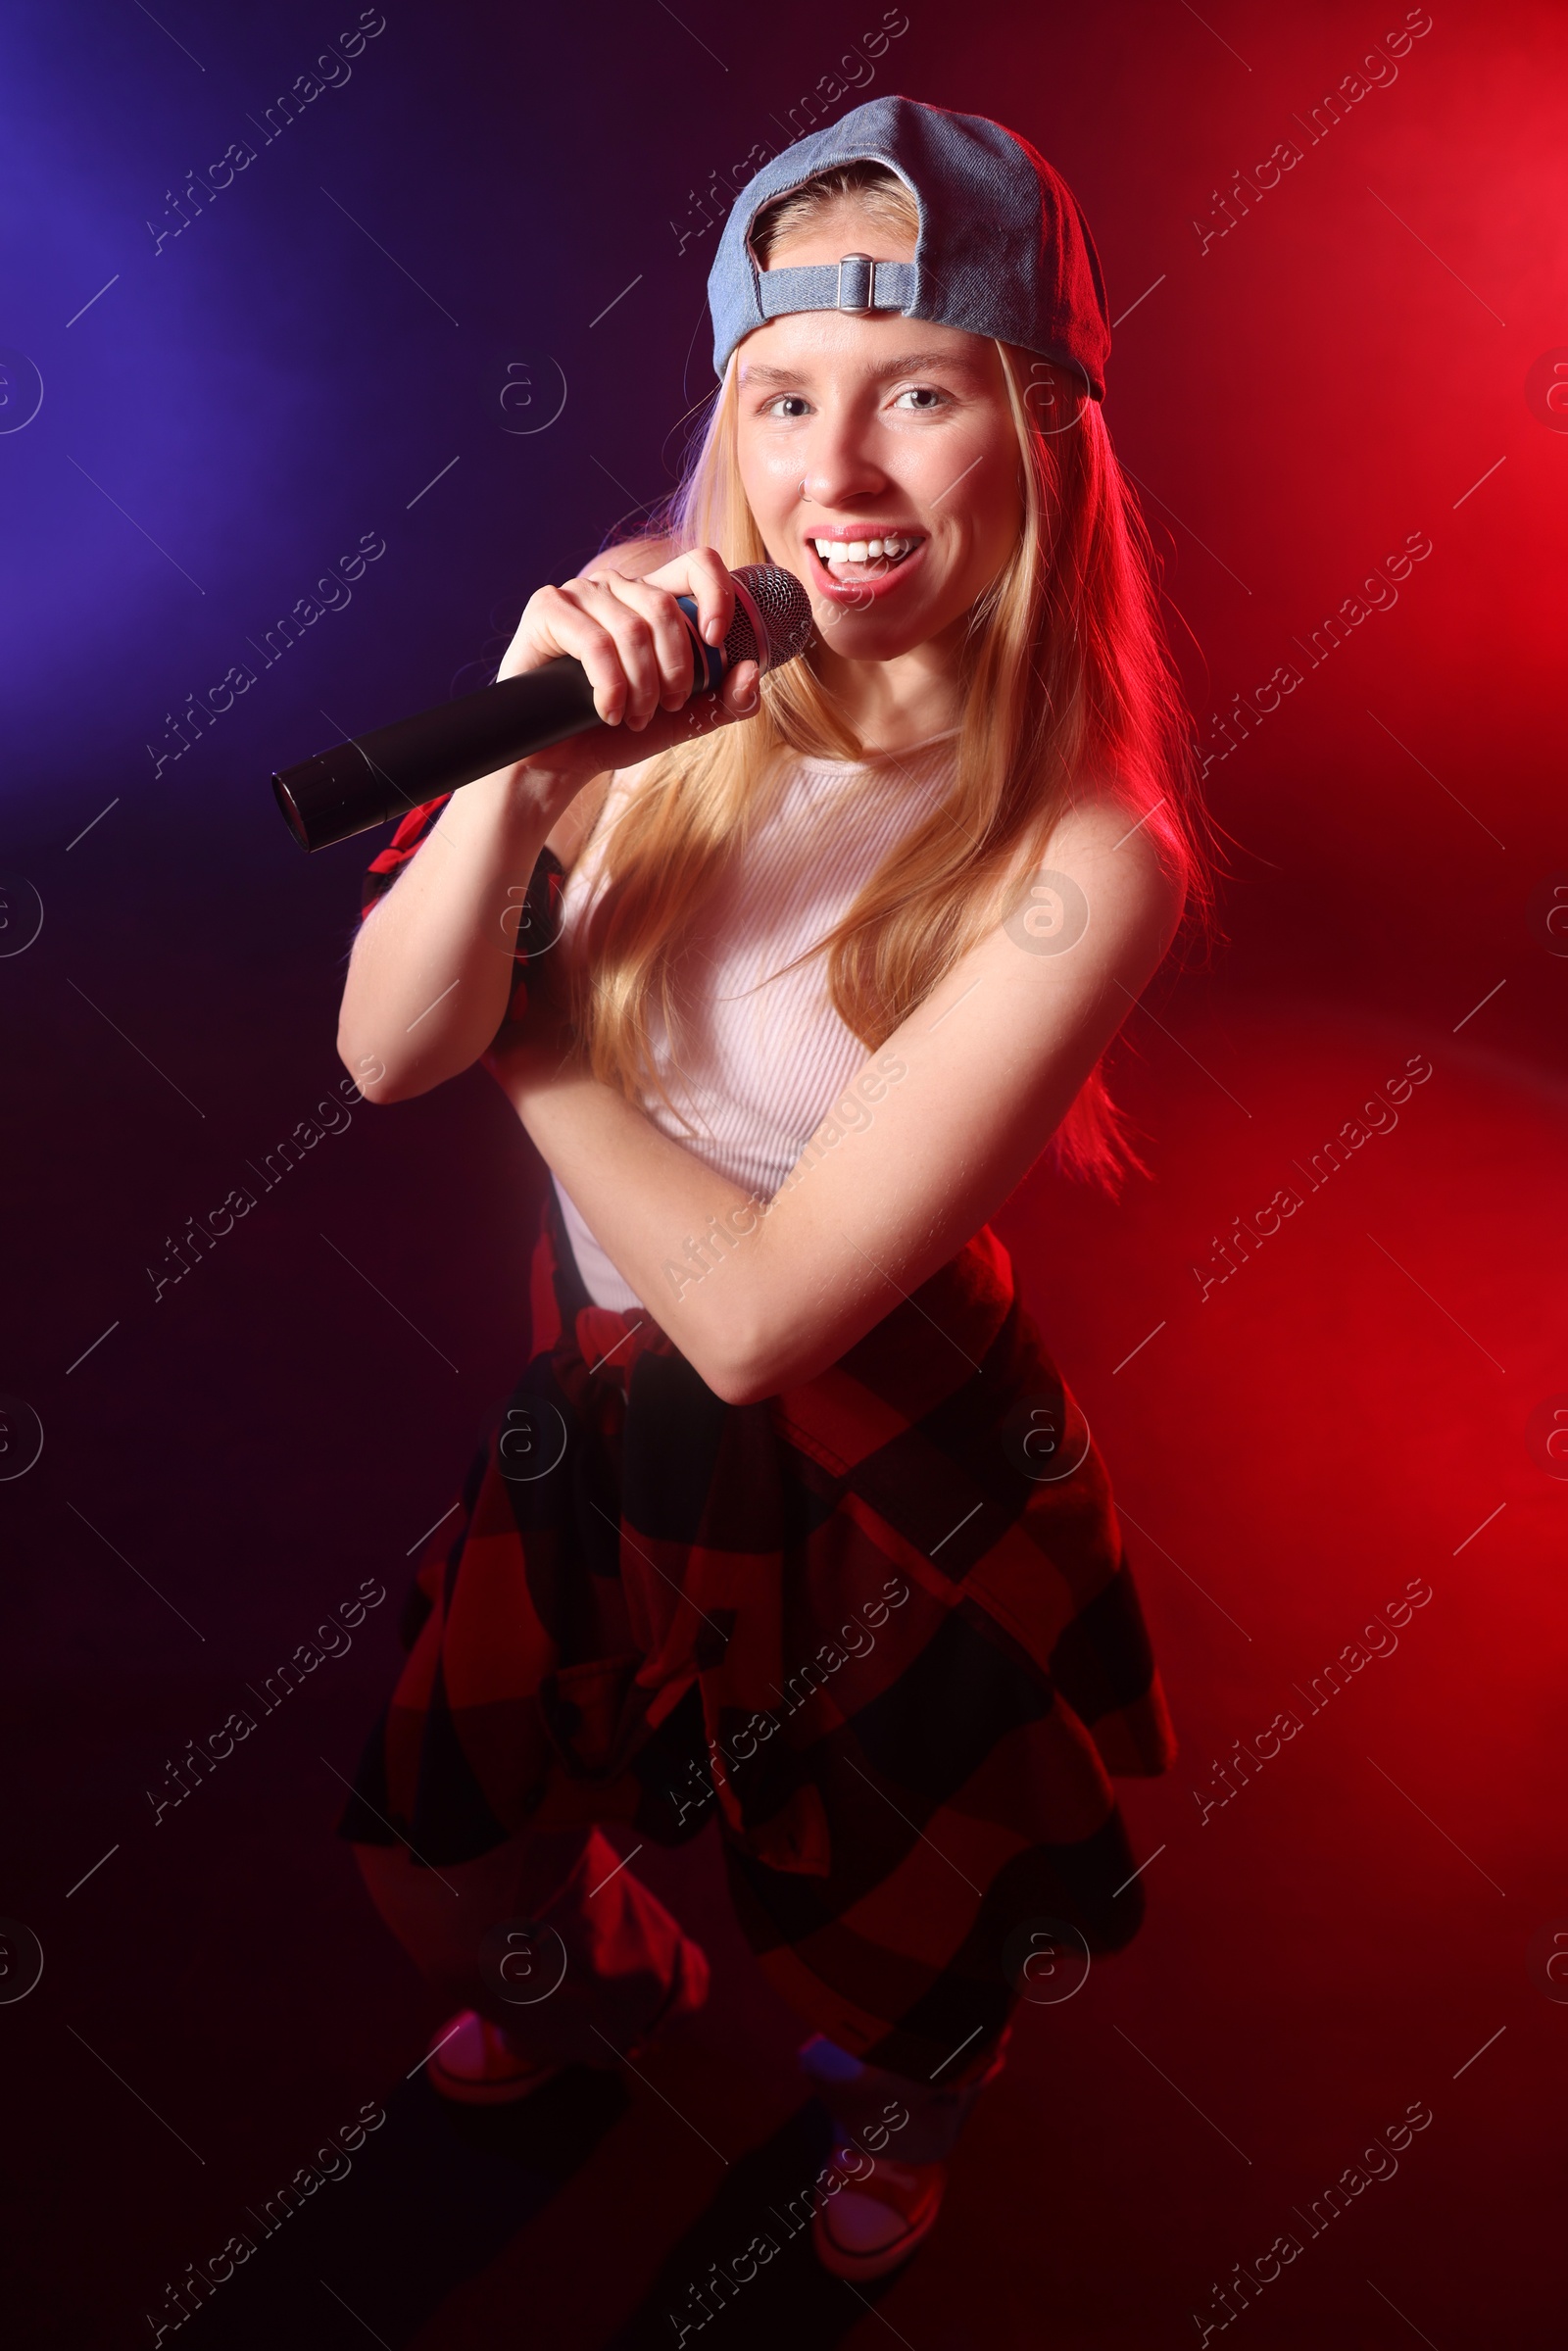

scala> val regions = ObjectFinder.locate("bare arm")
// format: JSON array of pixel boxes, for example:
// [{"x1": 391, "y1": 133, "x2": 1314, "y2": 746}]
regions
[
  {"x1": 489, "y1": 793, "x2": 1185, "y2": 1404},
  {"x1": 335, "y1": 545, "x2": 757, "y2": 1103}
]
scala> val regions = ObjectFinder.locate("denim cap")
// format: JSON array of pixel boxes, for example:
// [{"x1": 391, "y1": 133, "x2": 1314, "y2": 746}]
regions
[{"x1": 707, "y1": 94, "x2": 1110, "y2": 398}]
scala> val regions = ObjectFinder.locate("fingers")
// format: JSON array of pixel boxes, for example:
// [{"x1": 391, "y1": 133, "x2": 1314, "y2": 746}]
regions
[
  {"x1": 719, "y1": 659, "x2": 760, "y2": 718},
  {"x1": 512, "y1": 580, "x2": 650, "y2": 729},
  {"x1": 608, "y1": 655, "x2": 758, "y2": 768},
  {"x1": 680, "y1": 547, "x2": 737, "y2": 650},
  {"x1": 504, "y1": 550, "x2": 744, "y2": 741},
  {"x1": 526, "y1": 573, "x2": 715, "y2": 731},
  {"x1": 596, "y1": 571, "x2": 706, "y2": 716},
  {"x1": 632, "y1": 544, "x2": 736, "y2": 651}
]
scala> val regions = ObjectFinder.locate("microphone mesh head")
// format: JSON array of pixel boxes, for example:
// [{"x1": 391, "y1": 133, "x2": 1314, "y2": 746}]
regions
[{"x1": 724, "y1": 564, "x2": 815, "y2": 675}]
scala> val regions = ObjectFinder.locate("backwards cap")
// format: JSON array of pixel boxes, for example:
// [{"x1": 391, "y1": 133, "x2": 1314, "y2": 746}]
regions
[{"x1": 706, "y1": 94, "x2": 1111, "y2": 398}]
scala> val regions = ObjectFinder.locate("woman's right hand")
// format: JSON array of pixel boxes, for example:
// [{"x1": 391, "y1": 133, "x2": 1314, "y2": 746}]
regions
[
  {"x1": 337, "y1": 545, "x2": 760, "y2": 1104},
  {"x1": 498, "y1": 544, "x2": 762, "y2": 813}
]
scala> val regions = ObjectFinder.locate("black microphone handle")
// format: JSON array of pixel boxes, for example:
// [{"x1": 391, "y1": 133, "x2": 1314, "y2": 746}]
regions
[
  {"x1": 271, "y1": 590, "x2": 736, "y2": 854},
  {"x1": 272, "y1": 565, "x2": 817, "y2": 854},
  {"x1": 271, "y1": 655, "x2": 611, "y2": 854}
]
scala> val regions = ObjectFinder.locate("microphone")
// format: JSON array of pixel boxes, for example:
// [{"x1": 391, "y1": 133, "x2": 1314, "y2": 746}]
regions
[{"x1": 270, "y1": 563, "x2": 813, "y2": 853}]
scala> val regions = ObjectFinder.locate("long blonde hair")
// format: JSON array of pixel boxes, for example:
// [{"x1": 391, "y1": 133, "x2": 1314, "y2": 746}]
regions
[{"x1": 568, "y1": 164, "x2": 1218, "y2": 1193}]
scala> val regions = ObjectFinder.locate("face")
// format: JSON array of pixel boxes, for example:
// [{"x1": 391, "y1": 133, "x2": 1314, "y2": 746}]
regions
[{"x1": 732, "y1": 207, "x2": 1025, "y2": 667}]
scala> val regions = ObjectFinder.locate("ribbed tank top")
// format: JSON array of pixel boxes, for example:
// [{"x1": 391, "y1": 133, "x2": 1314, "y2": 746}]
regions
[{"x1": 553, "y1": 727, "x2": 961, "y2": 1311}]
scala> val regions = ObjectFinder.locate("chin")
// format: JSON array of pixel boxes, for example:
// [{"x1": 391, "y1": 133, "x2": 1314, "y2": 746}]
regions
[{"x1": 811, "y1": 602, "x2": 947, "y2": 662}]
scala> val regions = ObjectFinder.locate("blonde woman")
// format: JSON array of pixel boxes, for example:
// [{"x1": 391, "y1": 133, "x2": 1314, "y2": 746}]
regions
[{"x1": 334, "y1": 97, "x2": 1215, "y2": 2283}]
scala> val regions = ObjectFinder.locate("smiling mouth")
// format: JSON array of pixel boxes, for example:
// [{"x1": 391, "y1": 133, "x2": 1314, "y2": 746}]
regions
[{"x1": 807, "y1": 532, "x2": 925, "y2": 581}]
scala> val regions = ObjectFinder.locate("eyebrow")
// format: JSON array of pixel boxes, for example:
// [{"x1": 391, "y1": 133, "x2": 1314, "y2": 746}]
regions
[{"x1": 739, "y1": 349, "x2": 981, "y2": 386}]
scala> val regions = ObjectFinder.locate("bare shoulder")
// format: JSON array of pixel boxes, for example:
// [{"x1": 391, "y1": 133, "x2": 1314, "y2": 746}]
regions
[
  {"x1": 580, "y1": 533, "x2": 679, "y2": 583},
  {"x1": 901, "y1": 780, "x2": 1189, "y2": 1077},
  {"x1": 1024, "y1": 780, "x2": 1187, "y2": 955}
]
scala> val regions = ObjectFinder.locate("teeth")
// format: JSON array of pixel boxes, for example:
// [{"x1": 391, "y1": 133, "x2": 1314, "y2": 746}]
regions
[{"x1": 814, "y1": 535, "x2": 916, "y2": 565}]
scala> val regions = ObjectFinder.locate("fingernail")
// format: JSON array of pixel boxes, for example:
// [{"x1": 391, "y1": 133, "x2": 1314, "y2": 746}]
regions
[{"x1": 705, "y1": 615, "x2": 723, "y2": 645}]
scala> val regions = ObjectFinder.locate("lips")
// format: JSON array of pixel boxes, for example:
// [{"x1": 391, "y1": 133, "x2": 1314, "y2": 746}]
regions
[{"x1": 805, "y1": 532, "x2": 928, "y2": 604}]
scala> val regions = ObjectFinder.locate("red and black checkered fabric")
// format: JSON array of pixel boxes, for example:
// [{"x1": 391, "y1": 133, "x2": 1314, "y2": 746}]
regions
[
  {"x1": 358, "y1": 794, "x2": 455, "y2": 916},
  {"x1": 337, "y1": 798, "x2": 1179, "y2": 2081}
]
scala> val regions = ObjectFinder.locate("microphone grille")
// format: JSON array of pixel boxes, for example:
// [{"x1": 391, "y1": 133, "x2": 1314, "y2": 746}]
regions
[{"x1": 724, "y1": 563, "x2": 815, "y2": 675}]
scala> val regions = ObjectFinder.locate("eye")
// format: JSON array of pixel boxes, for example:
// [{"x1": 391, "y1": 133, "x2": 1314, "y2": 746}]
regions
[
  {"x1": 762, "y1": 394, "x2": 811, "y2": 418},
  {"x1": 893, "y1": 385, "x2": 947, "y2": 412}
]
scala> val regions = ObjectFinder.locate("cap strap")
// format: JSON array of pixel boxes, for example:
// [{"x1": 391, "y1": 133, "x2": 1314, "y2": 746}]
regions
[{"x1": 757, "y1": 255, "x2": 917, "y2": 320}]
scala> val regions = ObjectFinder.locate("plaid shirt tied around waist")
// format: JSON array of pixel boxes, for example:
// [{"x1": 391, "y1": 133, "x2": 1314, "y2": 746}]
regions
[{"x1": 338, "y1": 798, "x2": 1177, "y2": 2078}]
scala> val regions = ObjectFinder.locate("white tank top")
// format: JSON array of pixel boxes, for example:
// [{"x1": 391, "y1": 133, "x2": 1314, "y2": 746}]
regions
[{"x1": 554, "y1": 728, "x2": 961, "y2": 1310}]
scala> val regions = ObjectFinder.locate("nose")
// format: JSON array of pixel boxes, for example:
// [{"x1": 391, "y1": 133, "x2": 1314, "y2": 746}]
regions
[{"x1": 798, "y1": 403, "x2": 889, "y2": 510}]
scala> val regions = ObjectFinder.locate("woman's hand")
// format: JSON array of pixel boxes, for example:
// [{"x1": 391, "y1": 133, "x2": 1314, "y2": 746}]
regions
[
  {"x1": 499, "y1": 544, "x2": 762, "y2": 818},
  {"x1": 336, "y1": 542, "x2": 761, "y2": 1109}
]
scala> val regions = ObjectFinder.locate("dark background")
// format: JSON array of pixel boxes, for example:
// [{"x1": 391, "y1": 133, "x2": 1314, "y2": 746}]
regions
[{"x1": 2, "y1": 1, "x2": 1564, "y2": 2344}]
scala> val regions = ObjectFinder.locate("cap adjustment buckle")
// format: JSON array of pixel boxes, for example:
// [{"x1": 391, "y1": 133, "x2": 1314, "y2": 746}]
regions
[{"x1": 835, "y1": 254, "x2": 876, "y2": 312}]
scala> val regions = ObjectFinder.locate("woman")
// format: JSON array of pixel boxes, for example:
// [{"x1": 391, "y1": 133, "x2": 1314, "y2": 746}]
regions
[{"x1": 334, "y1": 97, "x2": 1215, "y2": 2284}]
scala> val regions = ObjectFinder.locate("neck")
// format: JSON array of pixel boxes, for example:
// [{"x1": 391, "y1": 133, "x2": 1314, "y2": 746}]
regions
[{"x1": 811, "y1": 610, "x2": 966, "y2": 754}]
